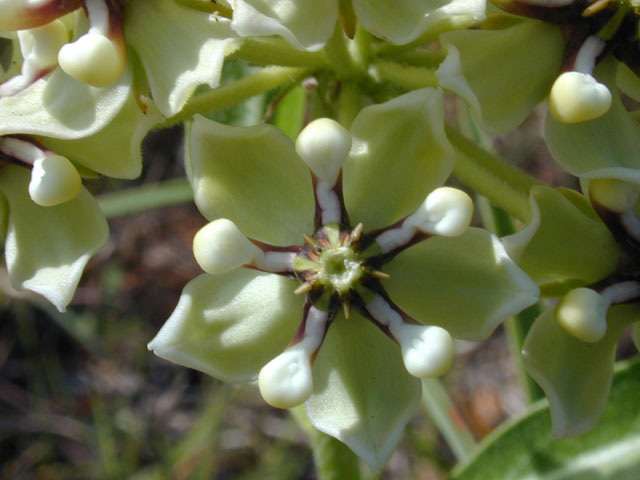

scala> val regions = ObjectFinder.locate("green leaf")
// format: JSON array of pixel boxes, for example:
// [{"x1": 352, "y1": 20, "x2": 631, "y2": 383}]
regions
[{"x1": 451, "y1": 357, "x2": 640, "y2": 480}]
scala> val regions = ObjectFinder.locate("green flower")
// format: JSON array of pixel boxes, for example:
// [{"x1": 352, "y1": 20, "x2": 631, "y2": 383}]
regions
[
  {"x1": 230, "y1": 0, "x2": 486, "y2": 50},
  {"x1": 1, "y1": 0, "x2": 239, "y2": 116},
  {"x1": 148, "y1": 88, "x2": 538, "y2": 469},
  {"x1": 503, "y1": 185, "x2": 640, "y2": 437},
  {"x1": 436, "y1": 1, "x2": 640, "y2": 134}
]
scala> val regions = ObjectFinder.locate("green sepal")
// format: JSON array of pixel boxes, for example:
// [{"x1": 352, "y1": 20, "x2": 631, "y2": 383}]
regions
[
  {"x1": 148, "y1": 270, "x2": 303, "y2": 382},
  {"x1": 502, "y1": 186, "x2": 619, "y2": 294},
  {"x1": 305, "y1": 311, "x2": 422, "y2": 472},
  {"x1": 125, "y1": 0, "x2": 240, "y2": 117},
  {"x1": 38, "y1": 88, "x2": 162, "y2": 179},
  {"x1": 0, "y1": 65, "x2": 132, "y2": 139},
  {"x1": 522, "y1": 305, "x2": 640, "y2": 438},
  {"x1": 384, "y1": 227, "x2": 539, "y2": 341},
  {"x1": 0, "y1": 165, "x2": 108, "y2": 311},
  {"x1": 188, "y1": 115, "x2": 315, "y2": 246},
  {"x1": 437, "y1": 19, "x2": 564, "y2": 135},
  {"x1": 344, "y1": 88, "x2": 454, "y2": 231},
  {"x1": 546, "y1": 58, "x2": 640, "y2": 183},
  {"x1": 230, "y1": 0, "x2": 339, "y2": 51}
]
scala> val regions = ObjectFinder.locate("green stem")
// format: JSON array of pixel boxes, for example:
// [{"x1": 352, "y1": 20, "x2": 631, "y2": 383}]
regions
[
  {"x1": 162, "y1": 66, "x2": 311, "y2": 127},
  {"x1": 370, "y1": 61, "x2": 438, "y2": 90},
  {"x1": 97, "y1": 178, "x2": 193, "y2": 218},
  {"x1": 325, "y1": 23, "x2": 358, "y2": 78},
  {"x1": 422, "y1": 379, "x2": 476, "y2": 462},
  {"x1": 446, "y1": 126, "x2": 541, "y2": 222},
  {"x1": 338, "y1": 80, "x2": 361, "y2": 128},
  {"x1": 290, "y1": 407, "x2": 363, "y2": 480},
  {"x1": 230, "y1": 38, "x2": 329, "y2": 68}
]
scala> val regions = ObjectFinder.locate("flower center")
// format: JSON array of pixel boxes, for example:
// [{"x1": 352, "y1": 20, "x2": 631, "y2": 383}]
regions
[
  {"x1": 293, "y1": 222, "x2": 379, "y2": 312},
  {"x1": 317, "y1": 246, "x2": 364, "y2": 294}
]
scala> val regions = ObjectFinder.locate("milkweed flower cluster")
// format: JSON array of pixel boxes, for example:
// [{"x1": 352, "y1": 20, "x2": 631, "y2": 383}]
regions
[
  {"x1": 3, "y1": 0, "x2": 640, "y2": 472},
  {"x1": 148, "y1": 88, "x2": 539, "y2": 469}
]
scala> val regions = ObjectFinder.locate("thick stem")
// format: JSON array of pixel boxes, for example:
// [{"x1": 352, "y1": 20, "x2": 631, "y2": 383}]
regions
[
  {"x1": 446, "y1": 126, "x2": 541, "y2": 222},
  {"x1": 370, "y1": 61, "x2": 438, "y2": 90},
  {"x1": 230, "y1": 38, "x2": 329, "y2": 68},
  {"x1": 162, "y1": 67, "x2": 312, "y2": 127}
]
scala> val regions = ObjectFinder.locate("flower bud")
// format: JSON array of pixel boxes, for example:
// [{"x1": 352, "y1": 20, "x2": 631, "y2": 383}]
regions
[
  {"x1": 192, "y1": 219, "x2": 264, "y2": 275},
  {"x1": 258, "y1": 345, "x2": 313, "y2": 409},
  {"x1": 548, "y1": 72, "x2": 611, "y2": 123},
  {"x1": 589, "y1": 178, "x2": 639, "y2": 213},
  {"x1": 295, "y1": 118, "x2": 352, "y2": 186},
  {"x1": 556, "y1": 288, "x2": 607, "y2": 343},
  {"x1": 390, "y1": 323, "x2": 454, "y2": 378},
  {"x1": 28, "y1": 155, "x2": 82, "y2": 206},
  {"x1": 58, "y1": 32, "x2": 125, "y2": 87},
  {"x1": 405, "y1": 187, "x2": 473, "y2": 237}
]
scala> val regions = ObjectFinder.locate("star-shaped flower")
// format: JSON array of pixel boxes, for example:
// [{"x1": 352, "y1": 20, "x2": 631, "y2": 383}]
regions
[
  {"x1": 148, "y1": 88, "x2": 538, "y2": 469},
  {"x1": 436, "y1": 1, "x2": 640, "y2": 135}
]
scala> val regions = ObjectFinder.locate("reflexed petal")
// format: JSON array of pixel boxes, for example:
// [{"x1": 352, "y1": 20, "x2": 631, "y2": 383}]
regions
[
  {"x1": 38, "y1": 90, "x2": 162, "y2": 179},
  {"x1": 344, "y1": 88, "x2": 454, "y2": 231},
  {"x1": 305, "y1": 312, "x2": 422, "y2": 472},
  {"x1": 437, "y1": 20, "x2": 564, "y2": 135},
  {"x1": 354, "y1": 0, "x2": 485, "y2": 45},
  {"x1": 0, "y1": 165, "x2": 108, "y2": 311},
  {"x1": 522, "y1": 305, "x2": 639, "y2": 437},
  {"x1": 230, "y1": 0, "x2": 338, "y2": 51},
  {"x1": 0, "y1": 64, "x2": 132, "y2": 139},
  {"x1": 148, "y1": 270, "x2": 303, "y2": 382},
  {"x1": 125, "y1": 0, "x2": 240, "y2": 117},
  {"x1": 188, "y1": 115, "x2": 314, "y2": 245},
  {"x1": 502, "y1": 187, "x2": 619, "y2": 294},
  {"x1": 384, "y1": 227, "x2": 539, "y2": 340},
  {"x1": 546, "y1": 59, "x2": 640, "y2": 183}
]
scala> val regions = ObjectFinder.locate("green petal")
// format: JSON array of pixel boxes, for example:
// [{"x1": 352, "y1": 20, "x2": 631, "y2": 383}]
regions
[
  {"x1": 546, "y1": 58, "x2": 640, "y2": 183},
  {"x1": 522, "y1": 305, "x2": 639, "y2": 437},
  {"x1": 37, "y1": 91, "x2": 162, "y2": 179},
  {"x1": 125, "y1": 0, "x2": 240, "y2": 117},
  {"x1": 188, "y1": 115, "x2": 314, "y2": 245},
  {"x1": 343, "y1": 88, "x2": 454, "y2": 231},
  {"x1": 354, "y1": 0, "x2": 485, "y2": 45},
  {"x1": 148, "y1": 270, "x2": 303, "y2": 382},
  {"x1": 305, "y1": 312, "x2": 422, "y2": 472},
  {"x1": 0, "y1": 65, "x2": 132, "y2": 139},
  {"x1": 437, "y1": 19, "x2": 564, "y2": 135},
  {"x1": 502, "y1": 187, "x2": 619, "y2": 294},
  {"x1": 230, "y1": 0, "x2": 338, "y2": 51},
  {"x1": 0, "y1": 166, "x2": 108, "y2": 311},
  {"x1": 384, "y1": 228, "x2": 539, "y2": 340}
]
